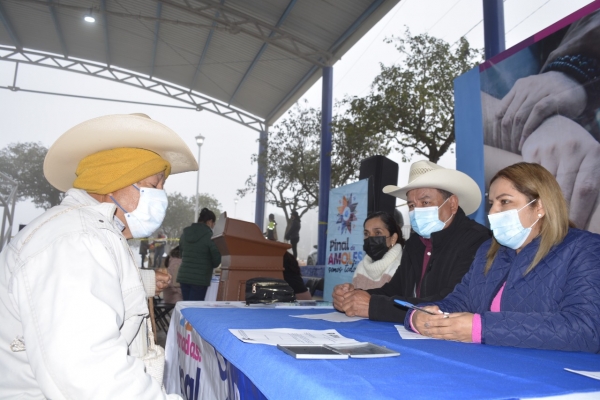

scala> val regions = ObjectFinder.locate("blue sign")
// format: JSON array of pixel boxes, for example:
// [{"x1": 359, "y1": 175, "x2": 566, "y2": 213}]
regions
[{"x1": 322, "y1": 179, "x2": 368, "y2": 301}]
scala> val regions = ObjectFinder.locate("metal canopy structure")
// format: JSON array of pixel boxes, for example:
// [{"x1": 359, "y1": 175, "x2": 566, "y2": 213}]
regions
[
  {"x1": 0, "y1": 0, "x2": 399, "y2": 126},
  {"x1": 0, "y1": 0, "x2": 401, "y2": 258}
]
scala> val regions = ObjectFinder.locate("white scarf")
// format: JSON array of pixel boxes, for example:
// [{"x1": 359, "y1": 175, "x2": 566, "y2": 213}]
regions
[{"x1": 353, "y1": 243, "x2": 402, "y2": 281}]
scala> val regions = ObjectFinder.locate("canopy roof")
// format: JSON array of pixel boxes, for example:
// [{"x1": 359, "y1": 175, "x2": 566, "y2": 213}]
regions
[{"x1": 0, "y1": 0, "x2": 399, "y2": 127}]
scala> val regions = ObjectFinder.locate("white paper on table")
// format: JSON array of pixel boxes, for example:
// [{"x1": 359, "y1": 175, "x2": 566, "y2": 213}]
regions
[
  {"x1": 180, "y1": 301, "x2": 248, "y2": 308},
  {"x1": 229, "y1": 328, "x2": 360, "y2": 346},
  {"x1": 291, "y1": 312, "x2": 366, "y2": 323},
  {"x1": 565, "y1": 369, "x2": 600, "y2": 381},
  {"x1": 274, "y1": 301, "x2": 334, "y2": 309},
  {"x1": 394, "y1": 325, "x2": 436, "y2": 340}
]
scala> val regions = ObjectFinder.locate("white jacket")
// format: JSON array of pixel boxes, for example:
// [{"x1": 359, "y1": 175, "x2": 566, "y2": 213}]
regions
[{"x1": 0, "y1": 189, "x2": 179, "y2": 399}]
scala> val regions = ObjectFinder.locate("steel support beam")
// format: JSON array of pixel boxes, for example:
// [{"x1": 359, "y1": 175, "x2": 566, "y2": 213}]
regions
[
  {"x1": 317, "y1": 66, "x2": 332, "y2": 266},
  {"x1": 255, "y1": 127, "x2": 268, "y2": 230},
  {"x1": 0, "y1": 1, "x2": 22, "y2": 50},
  {"x1": 150, "y1": 1, "x2": 162, "y2": 78},
  {"x1": 17, "y1": 0, "x2": 331, "y2": 67},
  {"x1": 482, "y1": 0, "x2": 505, "y2": 60},
  {"x1": 189, "y1": 0, "x2": 222, "y2": 89},
  {"x1": 47, "y1": 0, "x2": 68, "y2": 58},
  {"x1": 265, "y1": 0, "x2": 385, "y2": 124},
  {"x1": 0, "y1": 47, "x2": 265, "y2": 132},
  {"x1": 228, "y1": 0, "x2": 297, "y2": 106},
  {"x1": 0, "y1": 172, "x2": 18, "y2": 253},
  {"x1": 100, "y1": 0, "x2": 111, "y2": 66}
]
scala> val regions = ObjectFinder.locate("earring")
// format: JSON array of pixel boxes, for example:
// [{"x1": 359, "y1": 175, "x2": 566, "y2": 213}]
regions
[{"x1": 538, "y1": 214, "x2": 542, "y2": 217}]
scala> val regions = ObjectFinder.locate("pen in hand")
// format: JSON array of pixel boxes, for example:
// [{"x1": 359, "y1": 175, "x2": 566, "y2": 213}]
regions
[{"x1": 393, "y1": 299, "x2": 448, "y2": 317}]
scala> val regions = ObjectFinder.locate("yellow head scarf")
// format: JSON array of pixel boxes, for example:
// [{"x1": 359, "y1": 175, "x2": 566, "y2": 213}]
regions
[{"x1": 73, "y1": 148, "x2": 171, "y2": 194}]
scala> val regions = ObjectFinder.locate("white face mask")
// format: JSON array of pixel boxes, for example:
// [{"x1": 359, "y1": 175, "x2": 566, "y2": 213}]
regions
[{"x1": 111, "y1": 185, "x2": 168, "y2": 238}]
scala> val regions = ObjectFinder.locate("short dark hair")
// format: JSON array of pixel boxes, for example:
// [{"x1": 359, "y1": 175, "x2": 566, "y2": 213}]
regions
[
  {"x1": 364, "y1": 211, "x2": 405, "y2": 247},
  {"x1": 198, "y1": 208, "x2": 216, "y2": 224}
]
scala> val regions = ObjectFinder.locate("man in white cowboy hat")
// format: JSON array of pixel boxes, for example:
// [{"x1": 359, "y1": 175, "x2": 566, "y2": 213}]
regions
[
  {"x1": 333, "y1": 160, "x2": 491, "y2": 323},
  {"x1": 0, "y1": 113, "x2": 197, "y2": 399}
]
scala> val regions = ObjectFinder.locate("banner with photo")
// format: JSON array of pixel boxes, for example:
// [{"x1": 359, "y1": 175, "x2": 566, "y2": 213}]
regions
[
  {"x1": 455, "y1": 2, "x2": 600, "y2": 233},
  {"x1": 322, "y1": 179, "x2": 369, "y2": 301}
]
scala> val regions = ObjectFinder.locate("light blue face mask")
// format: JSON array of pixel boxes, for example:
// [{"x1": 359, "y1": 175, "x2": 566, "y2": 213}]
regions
[
  {"x1": 408, "y1": 198, "x2": 452, "y2": 239},
  {"x1": 488, "y1": 199, "x2": 540, "y2": 250}
]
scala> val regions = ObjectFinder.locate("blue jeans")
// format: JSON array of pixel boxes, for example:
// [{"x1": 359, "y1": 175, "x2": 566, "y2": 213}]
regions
[{"x1": 180, "y1": 283, "x2": 209, "y2": 301}]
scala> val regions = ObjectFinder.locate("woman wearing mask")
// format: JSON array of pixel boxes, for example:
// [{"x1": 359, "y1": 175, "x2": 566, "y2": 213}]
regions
[
  {"x1": 177, "y1": 208, "x2": 222, "y2": 301},
  {"x1": 353, "y1": 211, "x2": 405, "y2": 290},
  {"x1": 407, "y1": 162, "x2": 600, "y2": 353}
]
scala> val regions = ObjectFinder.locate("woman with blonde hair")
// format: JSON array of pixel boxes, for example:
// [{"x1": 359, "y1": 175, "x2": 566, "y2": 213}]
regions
[{"x1": 406, "y1": 162, "x2": 600, "y2": 353}]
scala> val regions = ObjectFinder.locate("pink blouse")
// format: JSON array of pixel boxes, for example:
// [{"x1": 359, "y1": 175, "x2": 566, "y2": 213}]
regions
[{"x1": 471, "y1": 282, "x2": 506, "y2": 343}]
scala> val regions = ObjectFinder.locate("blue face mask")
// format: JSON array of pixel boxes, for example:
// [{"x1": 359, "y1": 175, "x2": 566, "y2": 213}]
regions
[
  {"x1": 408, "y1": 198, "x2": 452, "y2": 239},
  {"x1": 488, "y1": 199, "x2": 539, "y2": 250}
]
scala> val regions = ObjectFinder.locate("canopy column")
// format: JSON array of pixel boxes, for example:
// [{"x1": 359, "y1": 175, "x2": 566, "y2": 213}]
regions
[{"x1": 317, "y1": 66, "x2": 333, "y2": 265}]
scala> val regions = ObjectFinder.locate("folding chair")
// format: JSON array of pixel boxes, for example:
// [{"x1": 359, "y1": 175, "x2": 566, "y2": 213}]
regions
[{"x1": 153, "y1": 296, "x2": 175, "y2": 334}]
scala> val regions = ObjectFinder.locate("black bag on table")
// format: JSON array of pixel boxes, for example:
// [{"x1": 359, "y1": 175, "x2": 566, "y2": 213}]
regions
[{"x1": 245, "y1": 277, "x2": 296, "y2": 305}]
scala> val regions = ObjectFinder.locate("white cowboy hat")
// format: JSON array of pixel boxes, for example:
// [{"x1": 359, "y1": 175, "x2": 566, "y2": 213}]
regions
[
  {"x1": 44, "y1": 113, "x2": 198, "y2": 192},
  {"x1": 383, "y1": 160, "x2": 482, "y2": 215}
]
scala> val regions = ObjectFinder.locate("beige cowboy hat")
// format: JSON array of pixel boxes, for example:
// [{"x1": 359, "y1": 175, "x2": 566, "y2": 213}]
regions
[
  {"x1": 44, "y1": 113, "x2": 198, "y2": 192},
  {"x1": 383, "y1": 160, "x2": 482, "y2": 215}
]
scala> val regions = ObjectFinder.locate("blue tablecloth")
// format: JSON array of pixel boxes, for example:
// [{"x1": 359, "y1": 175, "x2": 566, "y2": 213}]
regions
[{"x1": 178, "y1": 306, "x2": 600, "y2": 400}]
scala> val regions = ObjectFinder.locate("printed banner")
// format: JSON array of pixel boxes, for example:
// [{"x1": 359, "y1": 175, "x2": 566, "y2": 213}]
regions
[
  {"x1": 164, "y1": 309, "x2": 266, "y2": 400},
  {"x1": 322, "y1": 179, "x2": 369, "y2": 301},
  {"x1": 455, "y1": 2, "x2": 600, "y2": 233}
]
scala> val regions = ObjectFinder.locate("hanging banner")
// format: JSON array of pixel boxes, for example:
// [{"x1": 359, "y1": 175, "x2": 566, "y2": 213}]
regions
[
  {"x1": 455, "y1": 2, "x2": 600, "y2": 233},
  {"x1": 322, "y1": 179, "x2": 369, "y2": 301}
]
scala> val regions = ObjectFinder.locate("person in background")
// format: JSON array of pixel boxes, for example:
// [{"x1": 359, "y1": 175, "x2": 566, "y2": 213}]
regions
[
  {"x1": 333, "y1": 160, "x2": 491, "y2": 323},
  {"x1": 407, "y1": 163, "x2": 600, "y2": 353},
  {"x1": 139, "y1": 237, "x2": 150, "y2": 268},
  {"x1": 177, "y1": 208, "x2": 222, "y2": 301},
  {"x1": 152, "y1": 232, "x2": 167, "y2": 268},
  {"x1": 265, "y1": 213, "x2": 278, "y2": 241},
  {"x1": 0, "y1": 113, "x2": 196, "y2": 398},
  {"x1": 163, "y1": 246, "x2": 183, "y2": 304},
  {"x1": 285, "y1": 210, "x2": 301, "y2": 259},
  {"x1": 353, "y1": 211, "x2": 405, "y2": 290},
  {"x1": 283, "y1": 252, "x2": 312, "y2": 300}
]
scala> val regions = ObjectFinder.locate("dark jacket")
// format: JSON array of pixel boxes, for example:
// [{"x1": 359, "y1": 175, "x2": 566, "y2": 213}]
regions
[
  {"x1": 414, "y1": 229, "x2": 600, "y2": 353},
  {"x1": 285, "y1": 218, "x2": 301, "y2": 241},
  {"x1": 367, "y1": 207, "x2": 491, "y2": 322},
  {"x1": 177, "y1": 223, "x2": 222, "y2": 286}
]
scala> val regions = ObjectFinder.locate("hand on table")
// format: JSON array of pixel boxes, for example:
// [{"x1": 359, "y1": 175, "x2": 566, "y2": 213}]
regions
[
  {"x1": 522, "y1": 115, "x2": 600, "y2": 229},
  {"x1": 332, "y1": 283, "x2": 354, "y2": 312},
  {"x1": 339, "y1": 289, "x2": 371, "y2": 318},
  {"x1": 154, "y1": 268, "x2": 172, "y2": 295},
  {"x1": 496, "y1": 71, "x2": 586, "y2": 153},
  {"x1": 413, "y1": 306, "x2": 473, "y2": 342}
]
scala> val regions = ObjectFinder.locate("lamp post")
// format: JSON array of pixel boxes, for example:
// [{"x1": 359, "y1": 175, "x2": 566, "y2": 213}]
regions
[{"x1": 194, "y1": 134, "x2": 205, "y2": 222}]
